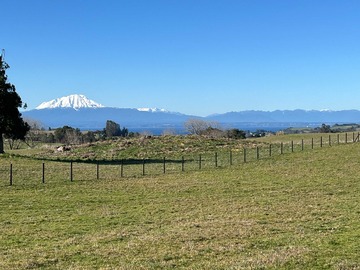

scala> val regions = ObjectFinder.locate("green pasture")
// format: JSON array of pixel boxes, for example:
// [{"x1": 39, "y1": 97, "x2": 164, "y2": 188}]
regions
[{"x1": 0, "y1": 135, "x2": 360, "y2": 269}]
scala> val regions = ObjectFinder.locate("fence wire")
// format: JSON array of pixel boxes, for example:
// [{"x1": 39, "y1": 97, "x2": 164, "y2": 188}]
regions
[{"x1": 1, "y1": 133, "x2": 358, "y2": 187}]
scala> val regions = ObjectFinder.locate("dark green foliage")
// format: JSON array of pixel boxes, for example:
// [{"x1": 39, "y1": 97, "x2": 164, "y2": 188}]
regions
[
  {"x1": 82, "y1": 131, "x2": 96, "y2": 143},
  {"x1": 104, "y1": 120, "x2": 128, "y2": 138},
  {"x1": 54, "y1": 126, "x2": 79, "y2": 143},
  {"x1": 0, "y1": 55, "x2": 29, "y2": 153},
  {"x1": 226, "y1": 128, "x2": 246, "y2": 139},
  {"x1": 317, "y1": 123, "x2": 332, "y2": 133},
  {"x1": 53, "y1": 126, "x2": 99, "y2": 144}
]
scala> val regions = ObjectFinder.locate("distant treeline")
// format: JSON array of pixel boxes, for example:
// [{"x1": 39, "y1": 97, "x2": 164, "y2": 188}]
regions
[{"x1": 283, "y1": 123, "x2": 360, "y2": 134}]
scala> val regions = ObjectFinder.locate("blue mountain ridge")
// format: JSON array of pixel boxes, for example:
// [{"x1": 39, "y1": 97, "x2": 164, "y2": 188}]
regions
[{"x1": 22, "y1": 108, "x2": 360, "y2": 133}]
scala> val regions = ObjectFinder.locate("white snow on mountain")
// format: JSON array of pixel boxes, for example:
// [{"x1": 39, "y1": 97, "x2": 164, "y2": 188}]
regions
[
  {"x1": 36, "y1": 94, "x2": 104, "y2": 110},
  {"x1": 137, "y1": 108, "x2": 168, "y2": 113},
  {"x1": 35, "y1": 94, "x2": 178, "y2": 114}
]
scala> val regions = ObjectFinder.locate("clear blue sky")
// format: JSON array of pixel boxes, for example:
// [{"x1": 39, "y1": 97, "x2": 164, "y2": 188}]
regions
[{"x1": 2, "y1": 0, "x2": 360, "y2": 116}]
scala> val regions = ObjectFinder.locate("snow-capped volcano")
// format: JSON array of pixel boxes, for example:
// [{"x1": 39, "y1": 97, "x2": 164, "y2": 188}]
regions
[{"x1": 36, "y1": 94, "x2": 104, "y2": 110}]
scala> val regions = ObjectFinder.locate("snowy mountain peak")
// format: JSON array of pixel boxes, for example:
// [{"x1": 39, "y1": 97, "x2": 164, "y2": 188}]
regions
[
  {"x1": 137, "y1": 107, "x2": 168, "y2": 113},
  {"x1": 36, "y1": 94, "x2": 104, "y2": 110}
]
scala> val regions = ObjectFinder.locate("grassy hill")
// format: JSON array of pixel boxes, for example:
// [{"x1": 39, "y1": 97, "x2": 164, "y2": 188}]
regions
[{"x1": 0, "y1": 135, "x2": 359, "y2": 269}]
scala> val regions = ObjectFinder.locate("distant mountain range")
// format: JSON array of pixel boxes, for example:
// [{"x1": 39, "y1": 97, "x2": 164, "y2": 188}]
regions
[
  {"x1": 206, "y1": 109, "x2": 360, "y2": 123},
  {"x1": 22, "y1": 94, "x2": 360, "y2": 133}
]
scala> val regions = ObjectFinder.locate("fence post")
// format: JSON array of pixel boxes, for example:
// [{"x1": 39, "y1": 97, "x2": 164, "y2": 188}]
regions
[
  {"x1": 215, "y1": 152, "x2": 218, "y2": 167},
  {"x1": 97, "y1": 162, "x2": 99, "y2": 180},
  {"x1": 256, "y1": 146, "x2": 259, "y2": 160},
  {"x1": 42, "y1": 163, "x2": 45, "y2": 184},
  {"x1": 199, "y1": 154, "x2": 202, "y2": 170},
  {"x1": 9, "y1": 163, "x2": 12, "y2": 186},
  {"x1": 320, "y1": 136, "x2": 323, "y2": 148},
  {"x1": 243, "y1": 148, "x2": 247, "y2": 163},
  {"x1": 269, "y1": 144, "x2": 272, "y2": 157},
  {"x1": 281, "y1": 142, "x2": 283, "y2": 154},
  {"x1": 311, "y1": 138, "x2": 314, "y2": 149},
  {"x1": 120, "y1": 159, "x2": 124, "y2": 177},
  {"x1": 353, "y1": 132, "x2": 355, "y2": 143},
  {"x1": 70, "y1": 161, "x2": 73, "y2": 182},
  {"x1": 301, "y1": 139, "x2": 304, "y2": 151},
  {"x1": 182, "y1": 156, "x2": 185, "y2": 172},
  {"x1": 329, "y1": 135, "x2": 331, "y2": 146},
  {"x1": 230, "y1": 150, "x2": 233, "y2": 165},
  {"x1": 291, "y1": 141, "x2": 294, "y2": 152},
  {"x1": 142, "y1": 159, "x2": 145, "y2": 176},
  {"x1": 163, "y1": 157, "x2": 166, "y2": 174},
  {"x1": 345, "y1": 133, "x2": 348, "y2": 144},
  {"x1": 337, "y1": 134, "x2": 339, "y2": 144}
]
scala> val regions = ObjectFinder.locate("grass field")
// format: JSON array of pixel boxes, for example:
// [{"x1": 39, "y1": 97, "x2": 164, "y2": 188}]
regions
[{"x1": 1, "y1": 136, "x2": 360, "y2": 269}]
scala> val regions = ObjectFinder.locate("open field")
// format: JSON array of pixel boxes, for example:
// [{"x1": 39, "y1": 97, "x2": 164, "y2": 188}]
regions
[
  {"x1": 7, "y1": 132, "x2": 359, "y2": 161},
  {"x1": 1, "y1": 136, "x2": 360, "y2": 269}
]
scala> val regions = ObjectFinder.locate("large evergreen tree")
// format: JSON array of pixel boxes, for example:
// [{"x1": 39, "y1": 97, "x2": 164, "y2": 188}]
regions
[{"x1": 0, "y1": 54, "x2": 29, "y2": 153}]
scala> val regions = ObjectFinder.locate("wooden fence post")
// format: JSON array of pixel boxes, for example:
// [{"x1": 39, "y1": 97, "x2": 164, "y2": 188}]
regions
[
  {"x1": 301, "y1": 139, "x2": 304, "y2": 151},
  {"x1": 281, "y1": 142, "x2": 283, "y2": 154},
  {"x1": 337, "y1": 134, "x2": 339, "y2": 144},
  {"x1": 142, "y1": 159, "x2": 145, "y2": 176},
  {"x1": 199, "y1": 154, "x2": 202, "y2": 170},
  {"x1": 329, "y1": 135, "x2": 331, "y2": 146},
  {"x1": 163, "y1": 157, "x2": 166, "y2": 174},
  {"x1": 181, "y1": 156, "x2": 184, "y2": 171},
  {"x1": 345, "y1": 133, "x2": 347, "y2": 144},
  {"x1": 311, "y1": 138, "x2": 314, "y2": 149},
  {"x1": 353, "y1": 132, "x2": 355, "y2": 143},
  {"x1": 70, "y1": 161, "x2": 73, "y2": 182},
  {"x1": 320, "y1": 136, "x2": 323, "y2": 148},
  {"x1": 256, "y1": 146, "x2": 259, "y2": 160},
  {"x1": 243, "y1": 148, "x2": 247, "y2": 163},
  {"x1": 97, "y1": 162, "x2": 99, "y2": 180},
  {"x1": 291, "y1": 141, "x2": 294, "y2": 152},
  {"x1": 10, "y1": 163, "x2": 13, "y2": 186},
  {"x1": 230, "y1": 150, "x2": 233, "y2": 166},
  {"x1": 269, "y1": 144, "x2": 272, "y2": 157},
  {"x1": 42, "y1": 163, "x2": 45, "y2": 184},
  {"x1": 215, "y1": 152, "x2": 218, "y2": 167}
]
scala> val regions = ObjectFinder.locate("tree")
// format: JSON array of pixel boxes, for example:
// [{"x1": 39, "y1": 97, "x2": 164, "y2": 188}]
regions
[
  {"x1": 226, "y1": 128, "x2": 246, "y2": 139},
  {"x1": 105, "y1": 120, "x2": 121, "y2": 137},
  {"x1": 23, "y1": 118, "x2": 44, "y2": 148},
  {"x1": 54, "y1": 126, "x2": 82, "y2": 144},
  {"x1": 104, "y1": 120, "x2": 128, "y2": 138},
  {"x1": 0, "y1": 54, "x2": 29, "y2": 153},
  {"x1": 184, "y1": 119, "x2": 221, "y2": 135},
  {"x1": 319, "y1": 123, "x2": 332, "y2": 133}
]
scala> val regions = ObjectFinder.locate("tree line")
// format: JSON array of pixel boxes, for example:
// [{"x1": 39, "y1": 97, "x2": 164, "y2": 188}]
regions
[{"x1": 18, "y1": 120, "x2": 132, "y2": 149}]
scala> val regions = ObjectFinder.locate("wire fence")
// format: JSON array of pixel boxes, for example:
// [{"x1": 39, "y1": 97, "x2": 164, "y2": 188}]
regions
[{"x1": 1, "y1": 132, "x2": 359, "y2": 187}]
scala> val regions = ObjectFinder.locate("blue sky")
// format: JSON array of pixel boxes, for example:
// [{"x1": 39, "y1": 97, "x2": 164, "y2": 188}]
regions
[{"x1": 2, "y1": 0, "x2": 360, "y2": 116}]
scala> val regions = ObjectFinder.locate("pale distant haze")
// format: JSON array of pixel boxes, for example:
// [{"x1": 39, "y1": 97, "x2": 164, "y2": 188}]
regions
[{"x1": 2, "y1": 1, "x2": 360, "y2": 116}]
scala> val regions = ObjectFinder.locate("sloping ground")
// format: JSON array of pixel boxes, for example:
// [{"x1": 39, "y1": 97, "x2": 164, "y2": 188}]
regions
[
  {"x1": 17, "y1": 135, "x2": 263, "y2": 161},
  {"x1": 0, "y1": 142, "x2": 359, "y2": 269}
]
